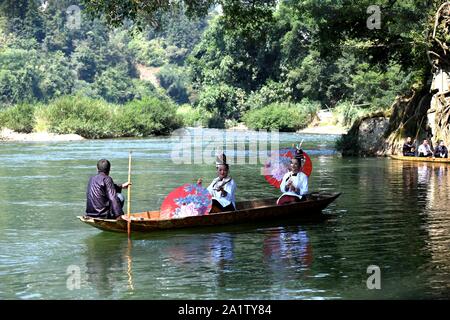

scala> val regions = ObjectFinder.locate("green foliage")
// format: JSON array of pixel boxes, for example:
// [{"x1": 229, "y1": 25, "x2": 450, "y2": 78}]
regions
[
  {"x1": 196, "y1": 83, "x2": 246, "y2": 120},
  {"x1": 39, "y1": 51, "x2": 75, "y2": 99},
  {"x1": 93, "y1": 67, "x2": 135, "y2": 104},
  {"x1": 35, "y1": 95, "x2": 181, "y2": 138},
  {"x1": 243, "y1": 101, "x2": 318, "y2": 132},
  {"x1": 150, "y1": 9, "x2": 209, "y2": 59},
  {"x1": 131, "y1": 79, "x2": 158, "y2": 100},
  {"x1": 245, "y1": 80, "x2": 293, "y2": 110},
  {"x1": 81, "y1": 0, "x2": 277, "y2": 32},
  {"x1": 176, "y1": 104, "x2": 212, "y2": 127},
  {"x1": 157, "y1": 64, "x2": 190, "y2": 104},
  {"x1": 0, "y1": 0, "x2": 438, "y2": 138},
  {"x1": 128, "y1": 35, "x2": 167, "y2": 67},
  {"x1": 189, "y1": 15, "x2": 282, "y2": 92},
  {"x1": 0, "y1": 48, "x2": 41, "y2": 104},
  {"x1": 39, "y1": 96, "x2": 116, "y2": 139},
  {"x1": 0, "y1": 103, "x2": 35, "y2": 133},
  {"x1": 333, "y1": 102, "x2": 369, "y2": 128},
  {"x1": 350, "y1": 63, "x2": 416, "y2": 109},
  {"x1": 116, "y1": 97, "x2": 182, "y2": 136}
]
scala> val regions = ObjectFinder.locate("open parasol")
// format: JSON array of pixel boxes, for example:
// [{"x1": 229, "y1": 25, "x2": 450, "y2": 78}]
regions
[
  {"x1": 160, "y1": 183, "x2": 212, "y2": 219},
  {"x1": 262, "y1": 147, "x2": 312, "y2": 189}
]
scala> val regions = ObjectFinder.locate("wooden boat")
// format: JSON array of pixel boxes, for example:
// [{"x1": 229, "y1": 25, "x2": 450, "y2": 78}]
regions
[
  {"x1": 78, "y1": 191, "x2": 341, "y2": 233},
  {"x1": 390, "y1": 154, "x2": 450, "y2": 163}
]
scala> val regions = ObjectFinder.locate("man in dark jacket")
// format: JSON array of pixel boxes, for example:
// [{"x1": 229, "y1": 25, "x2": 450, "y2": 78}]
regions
[
  {"x1": 402, "y1": 137, "x2": 416, "y2": 156},
  {"x1": 86, "y1": 159, "x2": 131, "y2": 219},
  {"x1": 434, "y1": 140, "x2": 448, "y2": 158}
]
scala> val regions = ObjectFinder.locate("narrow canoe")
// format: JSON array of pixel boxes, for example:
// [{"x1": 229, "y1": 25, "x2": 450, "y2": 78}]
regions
[
  {"x1": 390, "y1": 155, "x2": 450, "y2": 163},
  {"x1": 77, "y1": 191, "x2": 341, "y2": 233}
]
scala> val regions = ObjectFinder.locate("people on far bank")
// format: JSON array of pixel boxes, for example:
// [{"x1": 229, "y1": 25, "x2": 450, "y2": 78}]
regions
[
  {"x1": 85, "y1": 159, "x2": 131, "y2": 219},
  {"x1": 418, "y1": 139, "x2": 433, "y2": 157},
  {"x1": 434, "y1": 140, "x2": 448, "y2": 158},
  {"x1": 402, "y1": 137, "x2": 416, "y2": 156},
  {"x1": 197, "y1": 153, "x2": 237, "y2": 213},
  {"x1": 276, "y1": 147, "x2": 309, "y2": 205}
]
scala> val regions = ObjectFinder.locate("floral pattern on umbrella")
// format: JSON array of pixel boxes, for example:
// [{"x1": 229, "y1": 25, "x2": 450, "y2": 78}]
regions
[
  {"x1": 160, "y1": 183, "x2": 212, "y2": 219},
  {"x1": 262, "y1": 148, "x2": 312, "y2": 189}
]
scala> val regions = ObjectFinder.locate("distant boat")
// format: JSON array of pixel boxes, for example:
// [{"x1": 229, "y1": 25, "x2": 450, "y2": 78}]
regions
[
  {"x1": 390, "y1": 155, "x2": 450, "y2": 163},
  {"x1": 78, "y1": 192, "x2": 341, "y2": 233}
]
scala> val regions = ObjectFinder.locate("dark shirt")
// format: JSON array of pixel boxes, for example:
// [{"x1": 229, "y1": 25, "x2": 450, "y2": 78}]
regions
[
  {"x1": 402, "y1": 142, "x2": 415, "y2": 156},
  {"x1": 86, "y1": 172, "x2": 123, "y2": 218},
  {"x1": 434, "y1": 145, "x2": 448, "y2": 158}
]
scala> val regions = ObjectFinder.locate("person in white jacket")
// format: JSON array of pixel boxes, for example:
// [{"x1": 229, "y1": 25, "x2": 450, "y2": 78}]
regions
[
  {"x1": 277, "y1": 153, "x2": 308, "y2": 205},
  {"x1": 198, "y1": 153, "x2": 237, "y2": 212}
]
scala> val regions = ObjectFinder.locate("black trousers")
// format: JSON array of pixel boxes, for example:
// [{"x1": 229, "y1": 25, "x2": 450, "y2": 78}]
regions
[{"x1": 212, "y1": 199, "x2": 236, "y2": 212}]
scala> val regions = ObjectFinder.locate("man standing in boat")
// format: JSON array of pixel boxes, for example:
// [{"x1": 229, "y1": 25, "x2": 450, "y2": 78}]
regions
[
  {"x1": 85, "y1": 159, "x2": 131, "y2": 219},
  {"x1": 402, "y1": 137, "x2": 416, "y2": 156},
  {"x1": 417, "y1": 139, "x2": 433, "y2": 157}
]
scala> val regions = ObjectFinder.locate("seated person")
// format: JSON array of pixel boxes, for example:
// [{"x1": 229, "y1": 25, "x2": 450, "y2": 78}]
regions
[
  {"x1": 417, "y1": 139, "x2": 433, "y2": 157},
  {"x1": 434, "y1": 140, "x2": 448, "y2": 158},
  {"x1": 277, "y1": 148, "x2": 309, "y2": 205},
  {"x1": 85, "y1": 159, "x2": 131, "y2": 219},
  {"x1": 198, "y1": 153, "x2": 237, "y2": 212},
  {"x1": 402, "y1": 137, "x2": 416, "y2": 156}
]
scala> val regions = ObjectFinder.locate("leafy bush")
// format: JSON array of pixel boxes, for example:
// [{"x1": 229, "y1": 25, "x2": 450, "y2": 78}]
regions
[
  {"x1": 0, "y1": 103, "x2": 36, "y2": 133},
  {"x1": 243, "y1": 102, "x2": 318, "y2": 132},
  {"x1": 116, "y1": 96, "x2": 182, "y2": 136},
  {"x1": 40, "y1": 96, "x2": 116, "y2": 138},
  {"x1": 176, "y1": 104, "x2": 212, "y2": 127},
  {"x1": 244, "y1": 80, "x2": 293, "y2": 110}
]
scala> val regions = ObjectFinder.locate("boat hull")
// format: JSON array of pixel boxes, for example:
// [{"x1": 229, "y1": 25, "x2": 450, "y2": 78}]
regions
[
  {"x1": 78, "y1": 192, "x2": 341, "y2": 233},
  {"x1": 390, "y1": 155, "x2": 450, "y2": 163}
]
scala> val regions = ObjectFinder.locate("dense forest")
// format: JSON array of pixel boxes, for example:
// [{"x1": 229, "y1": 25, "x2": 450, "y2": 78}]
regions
[{"x1": 0, "y1": 0, "x2": 438, "y2": 140}]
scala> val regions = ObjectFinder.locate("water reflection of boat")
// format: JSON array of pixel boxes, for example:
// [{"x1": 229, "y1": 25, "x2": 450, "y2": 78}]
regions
[
  {"x1": 263, "y1": 227, "x2": 312, "y2": 268},
  {"x1": 418, "y1": 164, "x2": 432, "y2": 185},
  {"x1": 392, "y1": 160, "x2": 450, "y2": 295},
  {"x1": 78, "y1": 192, "x2": 340, "y2": 233},
  {"x1": 390, "y1": 155, "x2": 450, "y2": 163},
  {"x1": 84, "y1": 234, "x2": 134, "y2": 296}
]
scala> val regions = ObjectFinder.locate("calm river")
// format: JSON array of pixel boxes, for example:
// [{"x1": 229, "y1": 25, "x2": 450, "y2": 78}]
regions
[{"x1": 0, "y1": 129, "x2": 449, "y2": 299}]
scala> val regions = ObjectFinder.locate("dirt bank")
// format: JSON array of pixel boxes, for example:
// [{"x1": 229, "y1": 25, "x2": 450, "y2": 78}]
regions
[{"x1": 0, "y1": 128, "x2": 84, "y2": 142}]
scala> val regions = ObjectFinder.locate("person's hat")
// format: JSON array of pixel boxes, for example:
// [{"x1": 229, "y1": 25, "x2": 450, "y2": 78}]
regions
[
  {"x1": 215, "y1": 153, "x2": 227, "y2": 167},
  {"x1": 294, "y1": 143, "x2": 305, "y2": 164}
]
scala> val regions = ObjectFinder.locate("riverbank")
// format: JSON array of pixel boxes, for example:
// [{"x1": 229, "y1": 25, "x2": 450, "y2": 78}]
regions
[
  {"x1": 1, "y1": 110, "x2": 347, "y2": 142},
  {"x1": 0, "y1": 128, "x2": 84, "y2": 142}
]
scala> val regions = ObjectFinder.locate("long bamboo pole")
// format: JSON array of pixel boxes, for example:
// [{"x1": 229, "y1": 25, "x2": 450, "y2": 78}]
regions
[{"x1": 127, "y1": 151, "x2": 132, "y2": 238}]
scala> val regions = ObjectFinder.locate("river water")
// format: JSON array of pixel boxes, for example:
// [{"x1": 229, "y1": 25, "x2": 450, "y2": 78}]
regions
[{"x1": 0, "y1": 129, "x2": 449, "y2": 299}]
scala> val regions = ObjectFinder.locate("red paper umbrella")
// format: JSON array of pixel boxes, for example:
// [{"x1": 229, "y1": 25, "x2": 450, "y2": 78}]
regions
[
  {"x1": 160, "y1": 183, "x2": 212, "y2": 219},
  {"x1": 262, "y1": 148, "x2": 312, "y2": 189}
]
